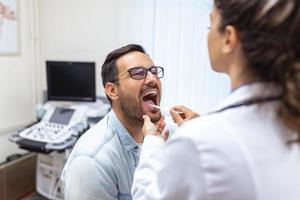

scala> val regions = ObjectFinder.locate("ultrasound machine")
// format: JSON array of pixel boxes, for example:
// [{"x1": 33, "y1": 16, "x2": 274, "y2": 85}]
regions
[
  {"x1": 10, "y1": 61, "x2": 110, "y2": 200},
  {"x1": 11, "y1": 61, "x2": 97, "y2": 152},
  {"x1": 18, "y1": 106, "x2": 87, "y2": 148}
]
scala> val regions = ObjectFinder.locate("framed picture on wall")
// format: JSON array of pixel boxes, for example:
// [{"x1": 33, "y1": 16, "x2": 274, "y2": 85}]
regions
[{"x1": 0, "y1": 0, "x2": 19, "y2": 55}]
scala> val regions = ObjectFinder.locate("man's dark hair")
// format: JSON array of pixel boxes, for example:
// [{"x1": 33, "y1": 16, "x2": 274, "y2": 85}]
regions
[{"x1": 101, "y1": 44, "x2": 146, "y2": 103}]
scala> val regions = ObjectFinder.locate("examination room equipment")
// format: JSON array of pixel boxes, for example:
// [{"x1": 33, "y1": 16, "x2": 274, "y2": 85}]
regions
[
  {"x1": 9, "y1": 60, "x2": 110, "y2": 200},
  {"x1": 11, "y1": 61, "x2": 98, "y2": 152}
]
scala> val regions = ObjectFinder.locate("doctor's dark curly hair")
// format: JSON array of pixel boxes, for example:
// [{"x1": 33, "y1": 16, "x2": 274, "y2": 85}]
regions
[{"x1": 214, "y1": 0, "x2": 300, "y2": 140}]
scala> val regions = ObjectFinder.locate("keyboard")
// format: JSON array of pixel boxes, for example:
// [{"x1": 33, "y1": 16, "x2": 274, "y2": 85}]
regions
[{"x1": 19, "y1": 122, "x2": 74, "y2": 144}]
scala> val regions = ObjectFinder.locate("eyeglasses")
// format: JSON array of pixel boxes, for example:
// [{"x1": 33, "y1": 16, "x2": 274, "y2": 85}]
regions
[{"x1": 114, "y1": 66, "x2": 164, "y2": 81}]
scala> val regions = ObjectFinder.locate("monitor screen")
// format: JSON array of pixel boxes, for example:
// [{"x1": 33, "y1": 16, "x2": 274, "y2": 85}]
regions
[
  {"x1": 46, "y1": 61, "x2": 96, "y2": 102},
  {"x1": 49, "y1": 107, "x2": 75, "y2": 125}
]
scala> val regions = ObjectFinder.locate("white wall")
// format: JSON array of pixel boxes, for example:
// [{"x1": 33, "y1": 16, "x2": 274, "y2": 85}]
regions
[
  {"x1": 0, "y1": 0, "x2": 38, "y2": 134},
  {"x1": 114, "y1": 0, "x2": 230, "y2": 113},
  {"x1": 38, "y1": 0, "x2": 121, "y2": 100},
  {"x1": 0, "y1": 0, "x2": 230, "y2": 135},
  {"x1": 0, "y1": 0, "x2": 138, "y2": 135}
]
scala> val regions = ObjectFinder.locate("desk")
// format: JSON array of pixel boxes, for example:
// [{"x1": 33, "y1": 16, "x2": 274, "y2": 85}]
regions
[
  {"x1": 0, "y1": 153, "x2": 36, "y2": 200},
  {"x1": 0, "y1": 132, "x2": 37, "y2": 200}
]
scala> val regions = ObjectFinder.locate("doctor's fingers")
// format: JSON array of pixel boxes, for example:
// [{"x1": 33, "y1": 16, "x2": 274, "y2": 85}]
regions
[
  {"x1": 142, "y1": 115, "x2": 158, "y2": 136},
  {"x1": 155, "y1": 117, "x2": 166, "y2": 133},
  {"x1": 170, "y1": 110, "x2": 184, "y2": 126},
  {"x1": 170, "y1": 105, "x2": 199, "y2": 125},
  {"x1": 160, "y1": 129, "x2": 169, "y2": 141}
]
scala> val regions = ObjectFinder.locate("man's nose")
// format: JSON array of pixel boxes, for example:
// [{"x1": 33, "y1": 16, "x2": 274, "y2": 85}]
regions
[{"x1": 144, "y1": 71, "x2": 158, "y2": 83}]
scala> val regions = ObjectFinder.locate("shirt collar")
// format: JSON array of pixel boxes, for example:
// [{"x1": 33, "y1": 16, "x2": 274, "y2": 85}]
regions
[
  {"x1": 108, "y1": 110, "x2": 138, "y2": 151},
  {"x1": 211, "y1": 82, "x2": 282, "y2": 113}
]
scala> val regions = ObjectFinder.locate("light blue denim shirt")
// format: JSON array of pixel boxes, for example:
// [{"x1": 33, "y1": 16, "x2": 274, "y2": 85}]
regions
[{"x1": 61, "y1": 110, "x2": 141, "y2": 200}]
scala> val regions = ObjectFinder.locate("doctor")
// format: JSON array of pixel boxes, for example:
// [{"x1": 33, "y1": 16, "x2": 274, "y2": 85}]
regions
[{"x1": 132, "y1": 0, "x2": 300, "y2": 199}]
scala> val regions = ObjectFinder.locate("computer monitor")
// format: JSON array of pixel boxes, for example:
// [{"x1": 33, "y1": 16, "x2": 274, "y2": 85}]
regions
[{"x1": 46, "y1": 61, "x2": 96, "y2": 102}]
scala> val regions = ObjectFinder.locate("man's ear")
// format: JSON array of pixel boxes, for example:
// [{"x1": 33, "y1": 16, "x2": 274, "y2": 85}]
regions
[
  {"x1": 105, "y1": 82, "x2": 119, "y2": 101},
  {"x1": 222, "y1": 25, "x2": 238, "y2": 54}
]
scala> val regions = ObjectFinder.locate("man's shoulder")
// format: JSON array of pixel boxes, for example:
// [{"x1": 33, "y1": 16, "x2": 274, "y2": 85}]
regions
[{"x1": 70, "y1": 116, "x2": 120, "y2": 160}]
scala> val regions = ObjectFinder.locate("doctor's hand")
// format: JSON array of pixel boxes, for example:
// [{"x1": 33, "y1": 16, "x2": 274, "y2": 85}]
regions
[
  {"x1": 142, "y1": 115, "x2": 169, "y2": 141},
  {"x1": 170, "y1": 105, "x2": 200, "y2": 126}
]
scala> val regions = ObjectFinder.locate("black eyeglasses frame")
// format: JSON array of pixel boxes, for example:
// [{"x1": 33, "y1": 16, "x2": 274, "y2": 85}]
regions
[{"x1": 112, "y1": 66, "x2": 164, "y2": 82}]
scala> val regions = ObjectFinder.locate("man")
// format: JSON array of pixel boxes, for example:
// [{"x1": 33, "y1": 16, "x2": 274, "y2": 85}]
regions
[{"x1": 61, "y1": 44, "x2": 168, "y2": 200}]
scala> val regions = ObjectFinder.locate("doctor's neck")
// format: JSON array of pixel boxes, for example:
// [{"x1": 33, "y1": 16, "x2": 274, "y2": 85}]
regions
[{"x1": 228, "y1": 64, "x2": 260, "y2": 91}]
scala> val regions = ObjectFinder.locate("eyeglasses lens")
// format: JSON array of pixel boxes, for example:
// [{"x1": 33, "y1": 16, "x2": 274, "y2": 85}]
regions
[
  {"x1": 130, "y1": 67, "x2": 147, "y2": 80},
  {"x1": 130, "y1": 66, "x2": 163, "y2": 80}
]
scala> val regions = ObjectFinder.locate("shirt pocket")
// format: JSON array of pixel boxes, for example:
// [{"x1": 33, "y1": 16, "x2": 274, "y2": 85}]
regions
[{"x1": 118, "y1": 192, "x2": 132, "y2": 200}]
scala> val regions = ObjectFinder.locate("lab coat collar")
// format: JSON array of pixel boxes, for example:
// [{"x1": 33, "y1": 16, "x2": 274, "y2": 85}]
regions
[{"x1": 211, "y1": 82, "x2": 282, "y2": 113}]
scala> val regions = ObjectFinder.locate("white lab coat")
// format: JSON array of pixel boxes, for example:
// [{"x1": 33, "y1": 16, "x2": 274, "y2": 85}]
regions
[{"x1": 132, "y1": 83, "x2": 300, "y2": 200}]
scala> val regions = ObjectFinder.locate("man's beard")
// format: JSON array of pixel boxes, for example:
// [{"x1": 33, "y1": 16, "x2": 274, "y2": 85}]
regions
[
  {"x1": 119, "y1": 91, "x2": 144, "y2": 124},
  {"x1": 119, "y1": 88, "x2": 161, "y2": 124}
]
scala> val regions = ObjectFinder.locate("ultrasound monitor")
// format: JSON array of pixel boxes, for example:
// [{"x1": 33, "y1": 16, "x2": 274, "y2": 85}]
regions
[
  {"x1": 46, "y1": 61, "x2": 96, "y2": 102},
  {"x1": 49, "y1": 107, "x2": 75, "y2": 125}
]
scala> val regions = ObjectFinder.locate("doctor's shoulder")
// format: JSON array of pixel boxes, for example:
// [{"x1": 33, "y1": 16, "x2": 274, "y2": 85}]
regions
[{"x1": 170, "y1": 112, "x2": 235, "y2": 145}]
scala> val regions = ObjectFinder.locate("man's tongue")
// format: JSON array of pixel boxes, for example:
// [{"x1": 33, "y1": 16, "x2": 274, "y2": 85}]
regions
[{"x1": 143, "y1": 99, "x2": 157, "y2": 112}]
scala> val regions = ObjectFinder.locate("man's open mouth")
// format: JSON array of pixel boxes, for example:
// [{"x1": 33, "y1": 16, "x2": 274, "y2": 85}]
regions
[{"x1": 142, "y1": 89, "x2": 160, "y2": 112}]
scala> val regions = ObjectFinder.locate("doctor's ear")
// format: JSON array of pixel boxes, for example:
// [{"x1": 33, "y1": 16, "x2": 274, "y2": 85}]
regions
[
  {"x1": 105, "y1": 82, "x2": 119, "y2": 101},
  {"x1": 222, "y1": 25, "x2": 239, "y2": 54}
]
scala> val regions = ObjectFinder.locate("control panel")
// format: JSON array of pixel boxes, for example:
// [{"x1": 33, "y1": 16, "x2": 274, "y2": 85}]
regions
[{"x1": 19, "y1": 107, "x2": 87, "y2": 144}]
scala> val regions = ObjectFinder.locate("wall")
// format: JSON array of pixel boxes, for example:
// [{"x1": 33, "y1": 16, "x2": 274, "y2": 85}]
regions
[
  {"x1": 0, "y1": 0, "x2": 130, "y2": 134},
  {"x1": 0, "y1": 0, "x2": 130, "y2": 167},
  {"x1": 0, "y1": 0, "x2": 39, "y2": 134},
  {"x1": 0, "y1": 0, "x2": 230, "y2": 135},
  {"x1": 112, "y1": 0, "x2": 230, "y2": 113},
  {"x1": 38, "y1": 0, "x2": 121, "y2": 100}
]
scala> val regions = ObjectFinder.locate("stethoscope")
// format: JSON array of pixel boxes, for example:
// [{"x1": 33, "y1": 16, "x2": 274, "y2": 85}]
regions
[{"x1": 209, "y1": 95, "x2": 281, "y2": 114}]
